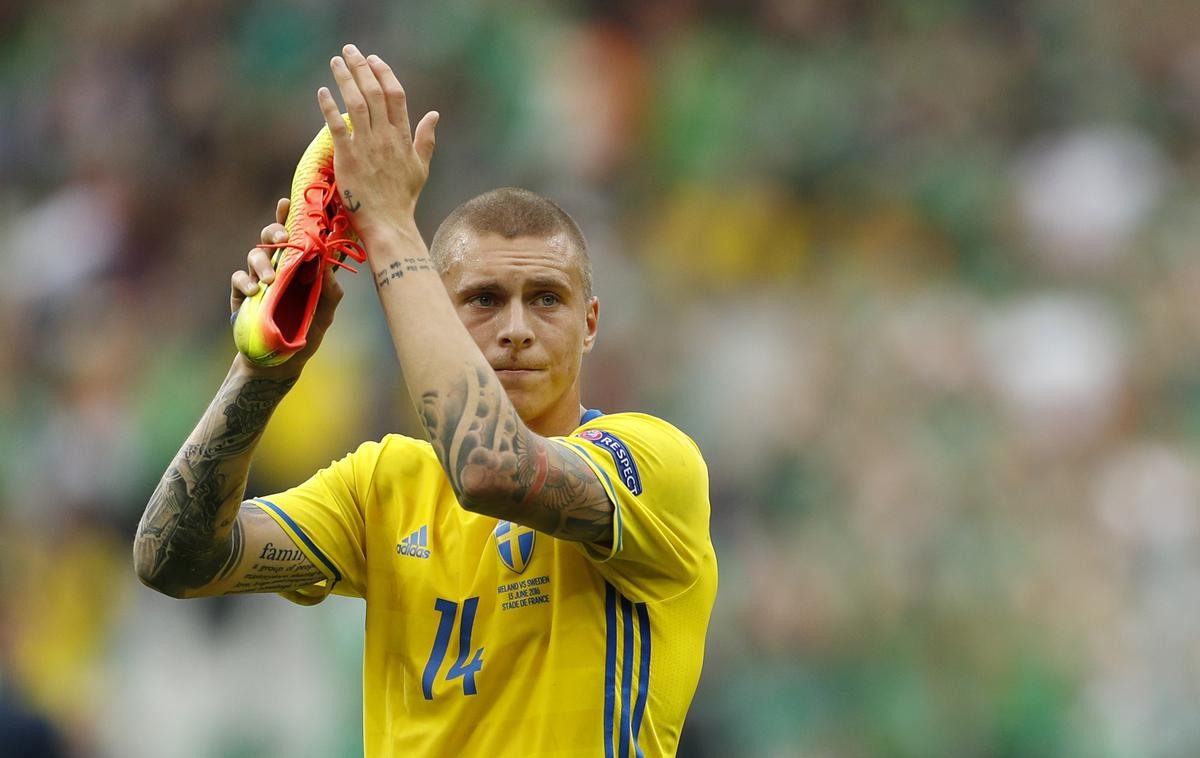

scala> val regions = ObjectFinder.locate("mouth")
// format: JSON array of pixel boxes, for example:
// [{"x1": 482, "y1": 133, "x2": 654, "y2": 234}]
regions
[{"x1": 493, "y1": 367, "x2": 545, "y2": 378}]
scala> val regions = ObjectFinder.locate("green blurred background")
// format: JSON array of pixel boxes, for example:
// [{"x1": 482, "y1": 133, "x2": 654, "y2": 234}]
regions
[{"x1": 5, "y1": 0, "x2": 1200, "y2": 755}]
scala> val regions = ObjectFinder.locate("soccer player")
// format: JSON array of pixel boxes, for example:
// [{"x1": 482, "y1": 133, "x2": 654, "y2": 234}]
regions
[{"x1": 133, "y1": 44, "x2": 716, "y2": 757}]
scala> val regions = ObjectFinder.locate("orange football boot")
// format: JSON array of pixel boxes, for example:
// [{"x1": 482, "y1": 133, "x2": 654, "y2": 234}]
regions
[{"x1": 234, "y1": 114, "x2": 365, "y2": 366}]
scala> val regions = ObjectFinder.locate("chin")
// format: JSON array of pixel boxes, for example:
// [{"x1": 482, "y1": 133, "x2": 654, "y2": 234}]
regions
[
  {"x1": 496, "y1": 372, "x2": 570, "y2": 426},
  {"x1": 499, "y1": 385, "x2": 541, "y2": 420},
  {"x1": 515, "y1": 393, "x2": 567, "y2": 428}
]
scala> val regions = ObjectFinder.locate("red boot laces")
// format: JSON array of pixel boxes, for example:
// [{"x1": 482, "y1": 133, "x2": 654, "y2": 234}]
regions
[{"x1": 257, "y1": 164, "x2": 367, "y2": 272}]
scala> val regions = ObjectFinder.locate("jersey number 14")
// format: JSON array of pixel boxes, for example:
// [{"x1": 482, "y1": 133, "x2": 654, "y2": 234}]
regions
[{"x1": 422, "y1": 596, "x2": 485, "y2": 700}]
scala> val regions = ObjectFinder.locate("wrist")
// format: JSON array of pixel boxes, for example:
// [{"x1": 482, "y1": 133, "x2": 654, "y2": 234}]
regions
[
  {"x1": 231, "y1": 352, "x2": 305, "y2": 384},
  {"x1": 359, "y1": 217, "x2": 426, "y2": 259}
]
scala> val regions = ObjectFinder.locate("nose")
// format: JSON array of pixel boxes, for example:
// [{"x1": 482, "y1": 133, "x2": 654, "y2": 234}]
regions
[{"x1": 497, "y1": 302, "x2": 535, "y2": 349}]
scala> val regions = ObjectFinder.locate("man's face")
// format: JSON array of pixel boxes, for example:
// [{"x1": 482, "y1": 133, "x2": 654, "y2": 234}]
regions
[{"x1": 442, "y1": 231, "x2": 598, "y2": 427}]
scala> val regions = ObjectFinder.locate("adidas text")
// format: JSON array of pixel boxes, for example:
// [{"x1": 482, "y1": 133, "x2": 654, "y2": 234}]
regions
[
  {"x1": 396, "y1": 543, "x2": 432, "y2": 559},
  {"x1": 396, "y1": 525, "x2": 432, "y2": 559}
]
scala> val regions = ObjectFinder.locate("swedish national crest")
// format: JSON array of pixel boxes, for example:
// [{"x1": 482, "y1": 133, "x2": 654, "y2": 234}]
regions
[{"x1": 493, "y1": 520, "x2": 536, "y2": 574}]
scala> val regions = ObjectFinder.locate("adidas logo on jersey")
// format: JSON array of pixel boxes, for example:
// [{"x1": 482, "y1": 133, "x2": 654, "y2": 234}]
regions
[{"x1": 396, "y1": 525, "x2": 432, "y2": 559}]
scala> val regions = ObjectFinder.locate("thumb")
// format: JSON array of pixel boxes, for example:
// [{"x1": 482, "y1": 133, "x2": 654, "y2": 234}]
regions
[{"x1": 413, "y1": 111, "x2": 439, "y2": 167}]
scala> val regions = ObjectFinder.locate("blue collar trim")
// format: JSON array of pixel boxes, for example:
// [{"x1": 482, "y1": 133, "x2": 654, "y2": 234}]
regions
[{"x1": 580, "y1": 408, "x2": 605, "y2": 425}]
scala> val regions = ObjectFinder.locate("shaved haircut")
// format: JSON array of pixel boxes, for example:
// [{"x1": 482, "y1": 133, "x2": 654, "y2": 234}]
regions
[{"x1": 429, "y1": 187, "x2": 593, "y2": 300}]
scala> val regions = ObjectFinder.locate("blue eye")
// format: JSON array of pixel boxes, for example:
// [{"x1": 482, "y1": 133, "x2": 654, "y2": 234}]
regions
[
  {"x1": 536, "y1": 293, "x2": 560, "y2": 306},
  {"x1": 472, "y1": 294, "x2": 497, "y2": 307}
]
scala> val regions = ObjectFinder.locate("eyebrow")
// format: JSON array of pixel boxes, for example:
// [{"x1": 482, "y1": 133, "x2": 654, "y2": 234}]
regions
[
  {"x1": 456, "y1": 275, "x2": 573, "y2": 293},
  {"x1": 525, "y1": 275, "x2": 572, "y2": 290}
]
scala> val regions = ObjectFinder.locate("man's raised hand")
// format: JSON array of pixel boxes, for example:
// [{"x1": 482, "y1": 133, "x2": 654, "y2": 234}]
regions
[{"x1": 318, "y1": 44, "x2": 439, "y2": 241}]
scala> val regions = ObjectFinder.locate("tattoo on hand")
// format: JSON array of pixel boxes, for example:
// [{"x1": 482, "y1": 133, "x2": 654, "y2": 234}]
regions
[
  {"x1": 419, "y1": 367, "x2": 613, "y2": 543},
  {"x1": 135, "y1": 374, "x2": 297, "y2": 596}
]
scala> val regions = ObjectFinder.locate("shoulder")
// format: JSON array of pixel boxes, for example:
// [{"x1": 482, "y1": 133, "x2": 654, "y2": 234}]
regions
[
  {"x1": 333, "y1": 433, "x2": 441, "y2": 481},
  {"x1": 570, "y1": 412, "x2": 708, "y2": 490},
  {"x1": 576, "y1": 412, "x2": 703, "y2": 459},
  {"x1": 376, "y1": 432, "x2": 438, "y2": 458}
]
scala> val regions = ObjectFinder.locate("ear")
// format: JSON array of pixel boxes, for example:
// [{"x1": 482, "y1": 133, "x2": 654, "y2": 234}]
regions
[{"x1": 582, "y1": 297, "x2": 599, "y2": 354}]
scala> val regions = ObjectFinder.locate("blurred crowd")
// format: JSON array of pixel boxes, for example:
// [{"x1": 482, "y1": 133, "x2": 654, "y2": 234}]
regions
[{"x1": 5, "y1": 0, "x2": 1200, "y2": 755}]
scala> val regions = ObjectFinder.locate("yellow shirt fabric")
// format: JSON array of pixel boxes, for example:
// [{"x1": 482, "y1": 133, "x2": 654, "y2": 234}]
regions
[{"x1": 255, "y1": 411, "x2": 718, "y2": 757}]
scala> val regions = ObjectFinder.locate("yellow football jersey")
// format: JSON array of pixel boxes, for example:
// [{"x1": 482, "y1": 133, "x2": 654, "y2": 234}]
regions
[{"x1": 255, "y1": 411, "x2": 717, "y2": 757}]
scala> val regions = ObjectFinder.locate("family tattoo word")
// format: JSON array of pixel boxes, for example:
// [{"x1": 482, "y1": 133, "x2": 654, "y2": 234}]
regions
[
  {"x1": 228, "y1": 546, "x2": 326, "y2": 594},
  {"x1": 209, "y1": 505, "x2": 326, "y2": 594}
]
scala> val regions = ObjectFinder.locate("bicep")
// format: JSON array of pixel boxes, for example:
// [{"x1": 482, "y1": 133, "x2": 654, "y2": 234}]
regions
[{"x1": 187, "y1": 503, "x2": 326, "y2": 597}]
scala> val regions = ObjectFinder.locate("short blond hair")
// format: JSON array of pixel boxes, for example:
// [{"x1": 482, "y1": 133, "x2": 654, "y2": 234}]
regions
[{"x1": 429, "y1": 187, "x2": 593, "y2": 300}]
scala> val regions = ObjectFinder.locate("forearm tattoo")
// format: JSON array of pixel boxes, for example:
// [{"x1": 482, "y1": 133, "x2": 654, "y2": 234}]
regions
[
  {"x1": 374, "y1": 257, "x2": 434, "y2": 289},
  {"x1": 134, "y1": 373, "x2": 298, "y2": 596},
  {"x1": 420, "y1": 366, "x2": 613, "y2": 543}
]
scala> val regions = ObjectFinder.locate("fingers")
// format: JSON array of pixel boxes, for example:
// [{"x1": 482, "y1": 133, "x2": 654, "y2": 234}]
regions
[
  {"x1": 247, "y1": 247, "x2": 276, "y2": 284},
  {"x1": 368, "y1": 54, "x2": 411, "y2": 135},
  {"x1": 260, "y1": 222, "x2": 287, "y2": 246},
  {"x1": 317, "y1": 86, "x2": 350, "y2": 147},
  {"x1": 341, "y1": 45, "x2": 388, "y2": 130},
  {"x1": 413, "y1": 111, "x2": 439, "y2": 167},
  {"x1": 236, "y1": 202, "x2": 289, "y2": 315},
  {"x1": 231, "y1": 269, "x2": 260, "y2": 295},
  {"x1": 327, "y1": 45, "x2": 420, "y2": 142},
  {"x1": 232, "y1": 269, "x2": 253, "y2": 294},
  {"x1": 231, "y1": 270, "x2": 257, "y2": 314},
  {"x1": 330, "y1": 53, "x2": 369, "y2": 131}
]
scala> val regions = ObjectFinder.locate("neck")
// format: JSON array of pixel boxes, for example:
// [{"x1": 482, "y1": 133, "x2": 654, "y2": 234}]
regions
[{"x1": 523, "y1": 393, "x2": 586, "y2": 438}]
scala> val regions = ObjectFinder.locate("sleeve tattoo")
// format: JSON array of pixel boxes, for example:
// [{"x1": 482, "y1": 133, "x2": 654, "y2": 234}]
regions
[
  {"x1": 134, "y1": 373, "x2": 322, "y2": 596},
  {"x1": 419, "y1": 366, "x2": 614, "y2": 544}
]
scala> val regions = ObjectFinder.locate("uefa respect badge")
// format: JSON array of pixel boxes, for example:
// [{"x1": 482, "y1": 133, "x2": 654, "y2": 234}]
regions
[{"x1": 577, "y1": 429, "x2": 643, "y2": 495}]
